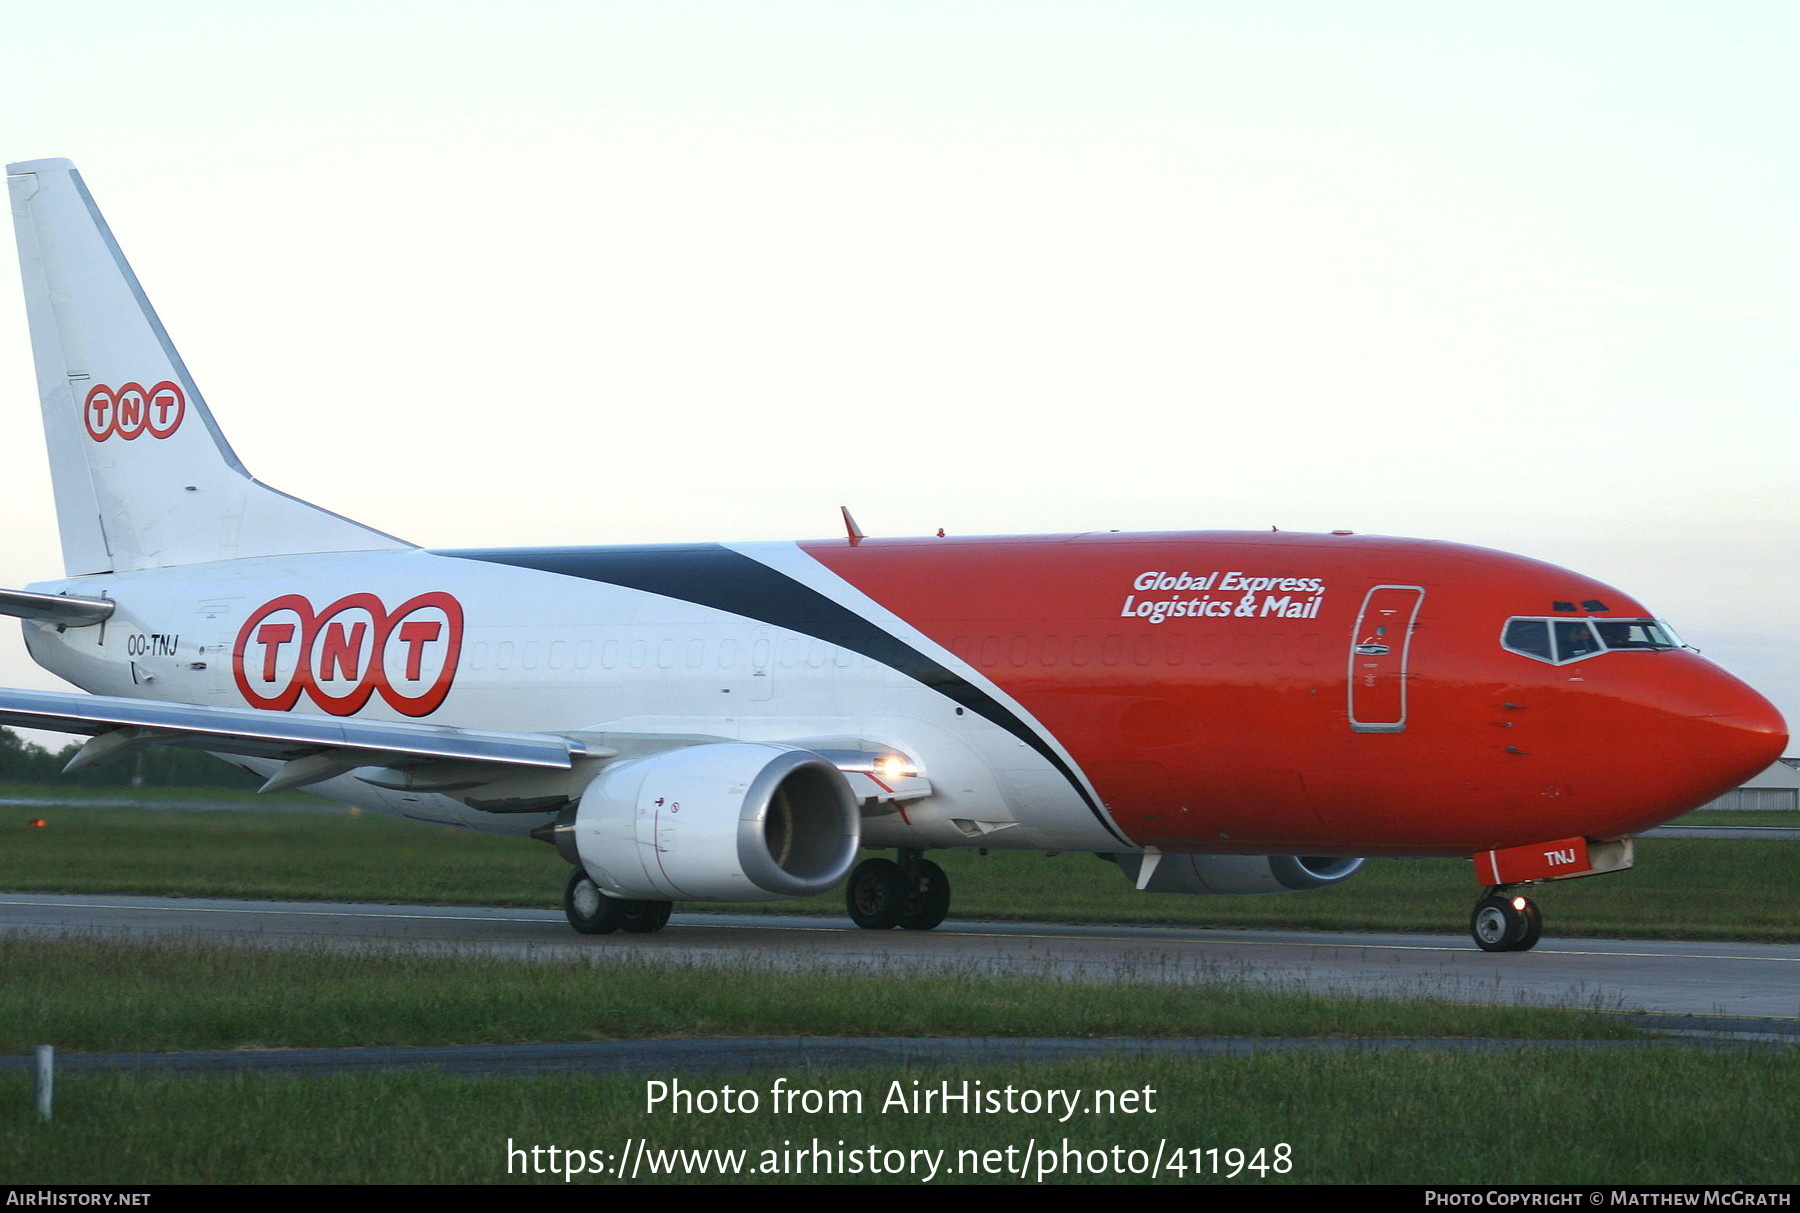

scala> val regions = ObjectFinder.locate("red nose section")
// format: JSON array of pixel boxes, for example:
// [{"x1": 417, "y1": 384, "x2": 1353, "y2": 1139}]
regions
[{"x1": 1644, "y1": 660, "x2": 1788, "y2": 828}]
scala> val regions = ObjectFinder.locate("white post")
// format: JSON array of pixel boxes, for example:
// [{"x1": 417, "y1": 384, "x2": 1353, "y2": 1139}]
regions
[{"x1": 34, "y1": 1045, "x2": 52, "y2": 1123}]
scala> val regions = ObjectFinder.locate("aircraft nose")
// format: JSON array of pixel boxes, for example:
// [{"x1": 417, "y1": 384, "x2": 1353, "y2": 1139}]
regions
[{"x1": 1655, "y1": 660, "x2": 1788, "y2": 802}]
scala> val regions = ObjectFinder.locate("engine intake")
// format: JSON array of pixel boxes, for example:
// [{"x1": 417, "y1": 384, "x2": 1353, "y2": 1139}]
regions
[{"x1": 571, "y1": 742, "x2": 860, "y2": 901}]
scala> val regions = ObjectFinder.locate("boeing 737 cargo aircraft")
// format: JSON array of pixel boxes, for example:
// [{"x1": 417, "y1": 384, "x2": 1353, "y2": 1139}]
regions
[{"x1": 3, "y1": 159, "x2": 1785, "y2": 950}]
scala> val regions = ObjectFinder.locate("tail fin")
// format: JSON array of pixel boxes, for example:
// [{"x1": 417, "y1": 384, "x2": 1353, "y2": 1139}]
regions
[{"x1": 7, "y1": 158, "x2": 410, "y2": 575}]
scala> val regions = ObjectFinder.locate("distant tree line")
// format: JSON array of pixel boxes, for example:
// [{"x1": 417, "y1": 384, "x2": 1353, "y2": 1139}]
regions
[{"x1": 0, "y1": 726, "x2": 261, "y2": 789}]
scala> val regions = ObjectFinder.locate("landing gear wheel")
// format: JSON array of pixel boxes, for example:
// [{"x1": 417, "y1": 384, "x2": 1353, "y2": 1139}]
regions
[
  {"x1": 898, "y1": 859, "x2": 951, "y2": 931},
  {"x1": 846, "y1": 857, "x2": 907, "y2": 929},
  {"x1": 564, "y1": 868, "x2": 626, "y2": 935},
  {"x1": 621, "y1": 900, "x2": 674, "y2": 934},
  {"x1": 1515, "y1": 897, "x2": 1543, "y2": 951},
  {"x1": 1471, "y1": 892, "x2": 1541, "y2": 952}
]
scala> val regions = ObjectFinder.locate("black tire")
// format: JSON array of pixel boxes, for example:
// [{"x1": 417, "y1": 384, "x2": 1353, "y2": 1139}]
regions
[
  {"x1": 846, "y1": 857, "x2": 907, "y2": 929},
  {"x1": 898, "y1": 859, "x2": 951, "y2": 931},
  {"x1": 621, "y1": 900, "x2": 674, "y2": 934},
  {"x1": 1515, "y1": 897, "x2": 1543, "y2": 951},
  {"x1": 1471, "y1": 893, "x2": 1531, "y2": 952},
  {"x1": 564, "y1": 867, "x2": 626, "y2": 935}
]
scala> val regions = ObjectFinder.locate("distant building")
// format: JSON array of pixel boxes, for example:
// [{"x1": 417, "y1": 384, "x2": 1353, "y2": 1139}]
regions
[{"x1": 1694, "y1": 760, "x2": 1800, "y2": 812}]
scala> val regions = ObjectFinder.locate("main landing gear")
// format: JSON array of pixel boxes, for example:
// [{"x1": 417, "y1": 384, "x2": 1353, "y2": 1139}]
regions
[
  {"x1": 1470, "y1": 889, "x2": 1542, "y2": 952},
  {"x1": 846, "y1": 850, "x2": 951, "y2": 931},
  {"x1": 563, "y1": 867, "x2": 674, "y2": 935}
]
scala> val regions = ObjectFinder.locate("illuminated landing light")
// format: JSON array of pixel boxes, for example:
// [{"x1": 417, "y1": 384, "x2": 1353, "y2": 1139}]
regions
[
  {"x1": 1511, "y1": 896, "x2": 1528, "y2": 911},
  {"x1": 875, "y1": 756, "x2": 912, "y2": 781}
]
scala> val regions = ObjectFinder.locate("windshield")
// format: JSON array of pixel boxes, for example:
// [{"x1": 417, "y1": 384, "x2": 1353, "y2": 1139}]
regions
[
  {"x1": 1592, "y1": 619, "x2": 1679, "y2": 651},
  {"x1": 1501, "y1": 617, "x2": 1681, "y2": 665}
]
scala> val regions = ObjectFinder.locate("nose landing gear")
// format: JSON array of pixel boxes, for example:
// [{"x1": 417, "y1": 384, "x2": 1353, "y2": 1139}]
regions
[{"x1": 1471, "y1": 889, "x2": 1542, "y2": 952}]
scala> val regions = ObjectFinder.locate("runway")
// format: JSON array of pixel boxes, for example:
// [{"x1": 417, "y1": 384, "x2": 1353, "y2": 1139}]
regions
[{"x1": 5, "y1": 891, "x2": 1799, "y2": 1024}]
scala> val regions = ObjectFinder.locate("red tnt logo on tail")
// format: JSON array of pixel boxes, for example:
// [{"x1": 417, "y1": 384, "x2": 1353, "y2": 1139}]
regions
[
  {"x1": 232, "y1": 592, "x2": 464, "y2": 718},
  {"x1": 84, "y1": 381, "x2": 186, "y2": 442}
]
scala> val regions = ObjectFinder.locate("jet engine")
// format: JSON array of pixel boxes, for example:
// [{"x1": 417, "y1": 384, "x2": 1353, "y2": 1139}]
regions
[
  {"x1": 568, "y1": 742, "x2": 860, "y2": 901},
  {"x1": 1109, "y1": 852, "x2": 1364, "y2": 895}
]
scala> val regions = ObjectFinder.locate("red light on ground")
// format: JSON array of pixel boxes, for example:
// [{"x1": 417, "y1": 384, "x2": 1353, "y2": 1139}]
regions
[{"x1": 28, "y1": 819, "x2": 47, "y2": 828}]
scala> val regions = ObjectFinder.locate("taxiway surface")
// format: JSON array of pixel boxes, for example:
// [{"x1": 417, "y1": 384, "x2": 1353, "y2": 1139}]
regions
[{"x1": 4, "y1": 892, "x2": 1797, "y2": 1022}]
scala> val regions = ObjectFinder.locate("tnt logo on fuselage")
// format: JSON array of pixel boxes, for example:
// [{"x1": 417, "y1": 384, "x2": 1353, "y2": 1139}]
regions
[
  {"x1": 232, "y1": 592, "x2": 463, "y2": 718},
  {"x1": 83, "y1": 381, "x2": 186, "y2": 442}
]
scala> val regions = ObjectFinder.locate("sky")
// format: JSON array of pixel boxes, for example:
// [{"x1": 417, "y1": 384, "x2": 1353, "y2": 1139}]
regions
[{"x1": 1, "y1": 2, "x2": 1797, "y2": 734}]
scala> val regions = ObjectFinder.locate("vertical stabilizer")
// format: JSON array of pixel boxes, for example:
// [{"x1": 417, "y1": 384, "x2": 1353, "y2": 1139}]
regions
[{"x1": 7, "y1": 159, "x2": 410, "y2": 574}]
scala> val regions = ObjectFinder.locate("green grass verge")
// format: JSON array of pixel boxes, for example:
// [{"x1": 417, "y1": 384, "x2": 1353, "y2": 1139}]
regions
[
  {"x1": 1669, "y1": 809, "x2": 1800, "y2": 827},
  {"x1": 0, "y1": 780, "x2": 323, "y2": 808},
  {"x1": 6, "y1": 1053, "x2": 1797, "y2": 1184},
  {"x1": 0, "y1": 936, "x2": 1632, "y2": 1053},
  {"x1": 5, "y1": 796, "x2": 1800, "y2": 940}
]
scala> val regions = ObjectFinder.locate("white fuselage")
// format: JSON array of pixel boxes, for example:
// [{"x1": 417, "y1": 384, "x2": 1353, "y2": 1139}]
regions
[{"x1": 25, "y1": 544, "x2": 1121, "y2": 853}]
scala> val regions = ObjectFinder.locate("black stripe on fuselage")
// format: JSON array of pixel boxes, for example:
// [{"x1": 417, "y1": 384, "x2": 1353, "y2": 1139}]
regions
[{"x1": 435, "y1": 544, "x2": 1126, "y2": 844}]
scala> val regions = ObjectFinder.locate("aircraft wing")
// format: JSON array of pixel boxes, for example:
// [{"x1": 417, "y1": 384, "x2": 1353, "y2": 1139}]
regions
[
  {"x1": 0, "y1": 686, "x2": 932, "y2": 811},
  {"x1": 0, "y1": 685, "x2": 590, "y2": 795}
]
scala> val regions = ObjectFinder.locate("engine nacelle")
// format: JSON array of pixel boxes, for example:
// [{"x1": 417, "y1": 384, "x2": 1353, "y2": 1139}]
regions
[
  {"x1": 1109, "y1": 852, "x2": 1365, "y2": 896},
  {"x1": 572, "y1": 742, "x2": 860, "y2": 901}
]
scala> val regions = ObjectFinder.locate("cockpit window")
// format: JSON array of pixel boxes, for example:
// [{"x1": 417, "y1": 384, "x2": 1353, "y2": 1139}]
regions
[
  {"x1": 1552, "y1": 620, "x2": 1602, "y2": 663},
  {"x1": 1593, "y1": 619, "x2": 1678, "y2": 651},
  {"x1": 1502, "y1": 617, "x2": 1680, "y2": 665},
  {"x1": 1502, "y1": 619, "x2": 1552, "y2": 661}
]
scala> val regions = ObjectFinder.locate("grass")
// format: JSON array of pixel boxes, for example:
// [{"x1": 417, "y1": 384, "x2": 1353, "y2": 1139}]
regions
[
  {"x1": 0, "y1": 780, "x2": 323, "y2": 808},
  {"x1": 5, "y1": 794, "x2": 1800, "y2": 939},
  {"x1": 5, "y1": 1052, "x2": 1798, "y2": 1184},
  {"x1": 0, "y1": 935, "x2": 1634, "y2": 1053},
  {"x1": 2, "y1": 784, "x2": 1792, "y2": 1187},
  {"x1": 1669, "y1": 809, "x2": 1800, "y2": 827}
]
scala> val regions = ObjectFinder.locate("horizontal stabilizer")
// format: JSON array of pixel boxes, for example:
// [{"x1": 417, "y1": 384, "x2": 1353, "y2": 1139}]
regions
[{"x1": 0, "y1": 588, "x2": 114, "y2": 626}]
